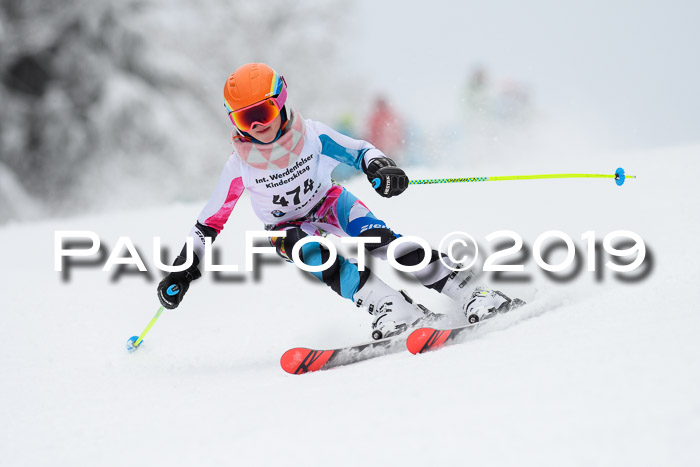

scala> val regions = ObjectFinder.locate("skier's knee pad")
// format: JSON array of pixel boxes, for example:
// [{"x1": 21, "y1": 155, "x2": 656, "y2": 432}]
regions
[
  {"x1": 270, "y1": 227, "x2": 307, "y2": 262},
  {"x1": 349, "y1": 216, "x2": 400, "y2": 254},
  {"x1": 270, "y1": 228, "x2": 339, "y2": 275}
]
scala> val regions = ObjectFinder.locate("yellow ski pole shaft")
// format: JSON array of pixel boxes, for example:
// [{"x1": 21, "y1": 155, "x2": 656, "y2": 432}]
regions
[
  {"x1": 409, "y1": 168, "x2": 635, "y2": 186},
  {"x1": 126, "y1": 306, "x2": 165, "y2": 352}
]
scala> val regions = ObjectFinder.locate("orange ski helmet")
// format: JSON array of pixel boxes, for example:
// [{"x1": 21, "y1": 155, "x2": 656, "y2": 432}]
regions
[{"x1": 223, "y1": 63, "x2": 287, "y2": 131}]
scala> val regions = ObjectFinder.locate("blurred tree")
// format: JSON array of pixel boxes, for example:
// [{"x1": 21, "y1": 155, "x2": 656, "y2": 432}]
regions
[{"x1": 0, "y1": 0, "x2": 348, "y2": 223}]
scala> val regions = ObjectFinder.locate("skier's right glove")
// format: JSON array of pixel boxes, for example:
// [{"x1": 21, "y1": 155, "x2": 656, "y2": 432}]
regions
[
  {"x1": 364, "y1": 157, "x2": 409, "y2": 198},
  {"x1": 157, "y1": 255, "x2": 201, "y2": 309}
]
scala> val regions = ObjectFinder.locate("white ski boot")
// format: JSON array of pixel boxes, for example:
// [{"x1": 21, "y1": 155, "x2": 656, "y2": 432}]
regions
[
  {"x1": 441, "y1": 269, "x2": 523, "y2": 323},
  {"x1": 353, "y1": 272, "x2": 437, "y2": 340}
]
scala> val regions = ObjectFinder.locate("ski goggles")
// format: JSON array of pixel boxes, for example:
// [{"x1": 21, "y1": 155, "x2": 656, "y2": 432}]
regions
[{"x1": 226, "y1": 77, "x2": 287, "y2": 132}]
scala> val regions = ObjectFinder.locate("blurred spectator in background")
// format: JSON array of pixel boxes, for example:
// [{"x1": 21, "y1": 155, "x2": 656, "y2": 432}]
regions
[
  {"x1": 456, "y1": 66, "x2": 536, "y2": 164},
  {"x1": 463, "y1": 66, "x2": 532, "y2": 124},
  {"x1": 366, "y1": 97, "x2": 404, "y2": 162},
  {"x1": 465, "y1": 66, "x2": 490, "y2": 117}
]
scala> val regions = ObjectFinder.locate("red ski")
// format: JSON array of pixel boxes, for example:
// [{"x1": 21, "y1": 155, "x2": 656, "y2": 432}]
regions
[
  {"x1": 280, "y1": 337, "x2": 405, "y2": 374},
  {"x1": 407, "y1": 299, "x2": 527, "y2": 354},
  {"x1": 406, "y1": 325, "x2": 478, "y2": 354}
]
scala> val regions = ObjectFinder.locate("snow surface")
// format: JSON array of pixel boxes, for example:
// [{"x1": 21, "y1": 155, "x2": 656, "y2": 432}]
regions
[{"x1": 1, "y1": 145, "x2": 699, "y2": 466}]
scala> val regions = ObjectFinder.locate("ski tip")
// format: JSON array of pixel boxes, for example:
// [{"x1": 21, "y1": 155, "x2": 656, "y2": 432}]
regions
[
  {"x1": 280, "y1": 347, "x2": 334, "y2": 375},
  {"x1": 406, "y1": 327, "x2": 451, "y2": 355},
  {"x1": 406, "y1": 328, "x2": 433, "y2": 354},
  {"x1": 280, "y1": 348, "x2": 309, "y2": 374},
  {"x1": 126, "y1": 336, "x2": 140, "y2": 352},
  {"x1": 615, "y1": 167, "x2": 626, "y2": 186}
]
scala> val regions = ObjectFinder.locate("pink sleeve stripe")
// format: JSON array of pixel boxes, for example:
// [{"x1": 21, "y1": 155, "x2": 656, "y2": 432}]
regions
[{"x1": 205, "y1": 177, "x2": 245, "y2": 234}]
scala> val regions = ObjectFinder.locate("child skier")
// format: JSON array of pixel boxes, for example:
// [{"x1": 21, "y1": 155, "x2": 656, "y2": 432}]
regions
[{"x1": 157, "y1": 62, "x2": 518, "y2": 340}]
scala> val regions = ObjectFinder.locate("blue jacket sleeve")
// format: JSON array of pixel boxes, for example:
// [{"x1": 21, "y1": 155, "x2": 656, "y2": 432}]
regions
[{"x1": 309, "y1": 120, "x2": 387, "y2": 172}]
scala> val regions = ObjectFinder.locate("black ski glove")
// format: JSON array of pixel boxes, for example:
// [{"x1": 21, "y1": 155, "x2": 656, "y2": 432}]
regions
[
  {"x1": 157, "y1": 255, "x2": 201, "y2": 309},
  {"x1": 364, "y1": 157, "x2": 409, "y2": 198}
]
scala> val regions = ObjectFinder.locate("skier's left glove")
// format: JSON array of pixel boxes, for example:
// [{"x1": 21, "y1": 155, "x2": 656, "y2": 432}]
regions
[
  {"x1": 364, "y1": 157, "x2": 409, "y2": 198},
  {"x1": 157, "y1": 255, "x2": 201, "y2": 309}
]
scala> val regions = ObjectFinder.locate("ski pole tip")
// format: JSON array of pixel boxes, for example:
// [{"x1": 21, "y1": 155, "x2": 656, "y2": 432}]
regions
[
  {"x1": 615, "y1": 167, "x2": 626, "y2": 186},
  {"x1": 126, "y1": 335, "x2": 140, "y2": 352}
]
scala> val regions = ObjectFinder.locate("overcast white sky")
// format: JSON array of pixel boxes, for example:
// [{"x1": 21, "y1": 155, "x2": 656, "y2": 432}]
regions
[{"x1": 339, "y1": 0, "x2": 700, "y2": 151}]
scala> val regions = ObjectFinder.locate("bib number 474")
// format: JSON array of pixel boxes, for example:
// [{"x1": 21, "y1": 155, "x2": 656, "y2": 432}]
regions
[{"x1": 273, "y1": 179, "x2": 315, "y2": 207}]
